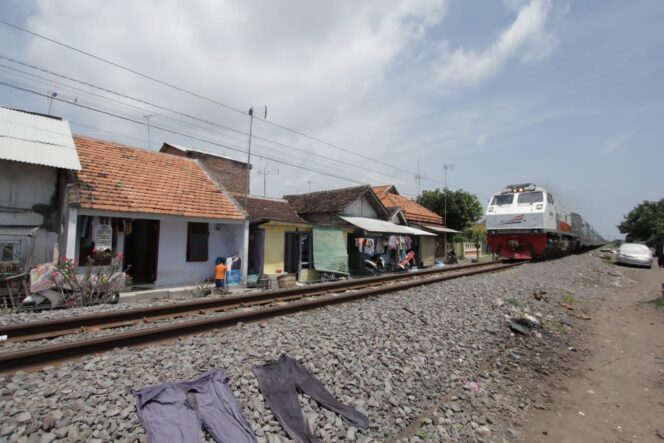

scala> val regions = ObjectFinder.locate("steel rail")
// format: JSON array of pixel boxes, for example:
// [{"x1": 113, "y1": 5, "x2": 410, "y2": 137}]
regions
[
  {"x1": 0, "y1": 262, "x2": 522, "y2": 372},
  {"x1": 1, "y1": 261, "x2": 505, "y2": 342}
]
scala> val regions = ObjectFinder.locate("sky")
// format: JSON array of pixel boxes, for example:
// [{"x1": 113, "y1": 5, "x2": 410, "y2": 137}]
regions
[{"x1": 0, "y1": 0, "x2": 662, "y2": 239}]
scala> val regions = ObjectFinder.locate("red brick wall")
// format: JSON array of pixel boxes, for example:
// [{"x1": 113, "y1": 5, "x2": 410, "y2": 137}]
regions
[
  {"x1": 160, "y1": 145, "x2": 249, "y2": 194},
  {"x1": 197, "y1": 155, "x2": 249, "y2": 195}
]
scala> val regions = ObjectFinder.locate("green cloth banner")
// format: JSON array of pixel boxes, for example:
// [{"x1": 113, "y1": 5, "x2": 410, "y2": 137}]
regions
[{"x1": 313, "y1": 227, "x2": 349, "y2": 274}]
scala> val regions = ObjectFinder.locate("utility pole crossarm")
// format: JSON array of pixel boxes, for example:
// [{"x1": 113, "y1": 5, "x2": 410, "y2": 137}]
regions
[{"x1": 257, "y1": 166, "x2": 279, "y2": 197}]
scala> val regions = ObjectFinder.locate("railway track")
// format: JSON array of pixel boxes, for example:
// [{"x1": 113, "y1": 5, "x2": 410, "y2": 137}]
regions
[{"x1": 0, "y1": 260, "x2": 523, "y2": 372}]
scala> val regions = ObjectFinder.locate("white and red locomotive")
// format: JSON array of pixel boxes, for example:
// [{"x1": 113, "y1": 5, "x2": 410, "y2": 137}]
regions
[{"x1": 485, "y1": 183, "x2": 603, "y2": 259}]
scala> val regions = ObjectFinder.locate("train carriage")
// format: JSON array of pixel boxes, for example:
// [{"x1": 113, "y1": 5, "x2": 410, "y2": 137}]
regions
[{"x1": 485, "y1": 183, "x2": 603, "y2": 259}]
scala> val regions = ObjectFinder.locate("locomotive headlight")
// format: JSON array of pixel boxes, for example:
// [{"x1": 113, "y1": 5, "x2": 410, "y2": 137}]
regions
[
  {"x1": 536, "y1": 203, "x2": 543, "y2": 209},
  {"x1": 488, "y1": 207, "x2": 494, "y2": 212}
]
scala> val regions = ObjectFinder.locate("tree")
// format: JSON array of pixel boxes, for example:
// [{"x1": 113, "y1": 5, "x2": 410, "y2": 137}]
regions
[
  {"x1": 464, "y1": 224, "x2": 486, "y2": 261},
  {"x1": 417, "y1": 188, "x2": 484, "y2": 231},
  {"x1": 618, "y1": 199, "x2": 664, "y2": 245}
]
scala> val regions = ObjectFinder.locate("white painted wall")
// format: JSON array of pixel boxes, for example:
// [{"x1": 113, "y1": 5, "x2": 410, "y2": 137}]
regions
[
  {"x1": 341, "y1": 196, "x2": 378, "y2": 218},
  {"x1": 70, "y1": 209, "x2": 247, "y2": 288},
  {"x1": 0, "y1": 160, "x2": 59, "y2": 265},
  {"x1": 156, "y1": 219, "x2": 245, "y2": 287},
  {"x1": 0, "y1": 160, "x2": 57, "y2": 225}
]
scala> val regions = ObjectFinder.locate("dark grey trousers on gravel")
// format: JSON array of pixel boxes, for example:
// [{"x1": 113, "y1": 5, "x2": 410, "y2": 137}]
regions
[
  {"x1": 134, "y1": 368, "x2": 256, "y2": 443},
  {"x1": 252, "y1": 355, "x2": 369, "y2": 442}
]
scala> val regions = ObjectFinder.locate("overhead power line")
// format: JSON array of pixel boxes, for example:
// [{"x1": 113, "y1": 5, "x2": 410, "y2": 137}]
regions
[
  {"x1": 1, "y1": 62, "x2": 416, "y2": 191},
  {"x1": 0, "y1": 19, "x2": 424, "y2": 179},
  {"x1": 0, "y1": 80, "x2": 370, "y2": 186},
  {"x1": 0, "y1": 19, "x2": 244, "y2": 115},
  {"x1": 0, "y1": 55, "x2": 413, "y2": 185}
]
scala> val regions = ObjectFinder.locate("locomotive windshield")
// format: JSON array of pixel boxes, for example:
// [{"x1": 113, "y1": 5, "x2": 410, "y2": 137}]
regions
[
  {"x1": 491, "y1": 194, "x2": 514, "y2": 205},
  {"x1": 517, "y1": 191, "x2": 543, "y2": 204}
]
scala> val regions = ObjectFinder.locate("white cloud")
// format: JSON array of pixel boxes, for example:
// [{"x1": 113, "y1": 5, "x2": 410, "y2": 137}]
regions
[
  {"x1": 6, "y1": 0, "x2": 457, "y2": 196},
  {"x1": 601, "y1": 134, "x2": 628, "y2": 156},
  {"x1": 0, "y1": 0, "x2": 569, "y2": 197},
  {"x1": 23, "y1": 0, "x2": 449, "y2": 128},
  {"x1": 434, "y1": 0, "x2": 554, "y2": 90}
]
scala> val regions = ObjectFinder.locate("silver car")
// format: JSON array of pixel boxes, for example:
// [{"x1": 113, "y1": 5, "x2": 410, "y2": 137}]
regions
[{"x1": 616, "y1": 243, "x2": 653, "y2": 268}]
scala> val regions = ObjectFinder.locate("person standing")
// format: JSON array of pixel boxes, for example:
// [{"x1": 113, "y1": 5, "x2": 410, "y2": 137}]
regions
[
  {"x1": 657, "y1": 240, "x2": 664, "y2": 269},
  {"x1": 215, "y1": 257, "x2": 227, "y2": 292}
]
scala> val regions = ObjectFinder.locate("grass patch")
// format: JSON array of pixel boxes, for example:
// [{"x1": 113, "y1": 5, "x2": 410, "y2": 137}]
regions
[
  {"x1": 415, "y1": 429, "x2": 428, "y2": 439},
  {"x1": 505, "y1": 297, "x2": 522, "y2": 307},
  {"x1": 654, "y1": 298, "x2": 664, "y2": 309},
  {"x1": 561, "y1": 293, "x2": 575, "y2": 305},
  {"x1": 546, "y1": 320, "x2": 568, "y2": 333}
]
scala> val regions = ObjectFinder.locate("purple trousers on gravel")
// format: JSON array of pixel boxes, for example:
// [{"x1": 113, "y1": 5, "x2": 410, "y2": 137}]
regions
[
  {"x1": 134, "y1": 368, "x2": 256, "y2": 443},
  {"x1": 253, "y1": 355, "x2": 369, "y2": 443}
]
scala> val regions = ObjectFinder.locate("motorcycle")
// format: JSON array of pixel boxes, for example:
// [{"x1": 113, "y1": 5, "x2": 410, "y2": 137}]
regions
[
  {"x1": 446, "y1": 250, "x2": 458, "y2": 264},
  {"x1": 363, "y1": 254, "x2": 385, "y2": 274}
]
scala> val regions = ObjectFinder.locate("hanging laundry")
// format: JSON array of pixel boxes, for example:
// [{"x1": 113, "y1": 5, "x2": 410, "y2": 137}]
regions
[
  {"x1": 364, "y1": 238, "x2": 375, "y2": 254},
  {"x1": 388, "y1": 235, "x2": 397, "y2": 250},
  {"x1": 134, "y1": 368, "x2": 257, "y2": 443},
  {"x1": 375, "y1": 239, "x2": 385, "y2": 254},
  {"x1": 253, "y1": 355, "x2": 369, "y2": 443}
]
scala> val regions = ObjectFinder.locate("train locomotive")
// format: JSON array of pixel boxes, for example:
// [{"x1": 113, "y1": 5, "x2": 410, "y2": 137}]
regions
[{"x1": 485, "y1": 183, "x2": 603, "y2": 259}]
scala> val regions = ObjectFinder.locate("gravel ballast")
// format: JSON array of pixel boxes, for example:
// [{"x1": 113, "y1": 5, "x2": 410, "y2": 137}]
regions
[{"x1": 0, "y1": 253, "x2": 624, "y2": 442}]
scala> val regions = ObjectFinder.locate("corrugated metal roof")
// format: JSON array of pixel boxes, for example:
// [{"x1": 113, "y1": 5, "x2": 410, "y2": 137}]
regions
[
  {"x1": 423, "y1": 225, "x2": 460, "y2": 234},
  {"x1": 0, "y1": 107, "x2": 81, "y2": 170},
  {"x1": 339, "y1": 216, "x2": 435, "y2": 236}
]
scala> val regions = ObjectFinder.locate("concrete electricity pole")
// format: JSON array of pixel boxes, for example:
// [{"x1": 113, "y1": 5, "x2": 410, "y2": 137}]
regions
[
  {"x1": 144, "y1": 114, "x2": 157, "y2": 149},
  {"x1": 443, "y1": 163, "x2": 454, "y2": 226},
  {"x1": 245, "y1": 106, "x2": 267, "y2": 208},
  {"x1": 414, "y1": 159, "x2": 427, "y2": 199}
]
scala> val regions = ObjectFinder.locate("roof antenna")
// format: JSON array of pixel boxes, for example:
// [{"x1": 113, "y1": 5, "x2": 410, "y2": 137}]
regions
[{"x1": 47, "y1": 92, "x2": 57, "y2": 115}]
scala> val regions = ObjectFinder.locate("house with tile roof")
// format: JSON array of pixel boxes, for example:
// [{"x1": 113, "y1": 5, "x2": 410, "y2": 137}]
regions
[
  {"x1": 284, "y1": 185, "x2": 389, "y2": 225},
  {"x1": 284, "y1": 185, "x2": 436, "y2": 273},
  {"x1": 372, "y1": 185, "x2": 459, "y2": 261},
  {"x1": 0, "y1": 106, "x2": 81, "y2": 268},
  {"x1": 62, "y1": 135, "x2": 248, "y2": 287},
  {"x1": 159, "y1": 143, "x2": 320, "y2": 283},
  {"x1": 372, "y1": 185, "x2": 443, "y2": 225}
]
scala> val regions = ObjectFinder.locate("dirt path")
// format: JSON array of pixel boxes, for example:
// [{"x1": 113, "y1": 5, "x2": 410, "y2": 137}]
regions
[{"x1": 521, "y1": 265, "x2": 664, "y2": 442}]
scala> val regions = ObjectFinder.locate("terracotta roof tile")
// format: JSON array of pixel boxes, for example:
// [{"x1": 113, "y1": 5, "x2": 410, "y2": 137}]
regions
[
  {"x1": 71, "y1": 135, "x2": 244, "y2": 220},
  {"x1": 372, "y1": 185, "x2": 443, "y2": 225},
  {"x1": 284, "y1": 185, "x2": 387, "y2": 218},
  {"x1": 238, "y1": 196, "x2": 307, "y2": 224}
]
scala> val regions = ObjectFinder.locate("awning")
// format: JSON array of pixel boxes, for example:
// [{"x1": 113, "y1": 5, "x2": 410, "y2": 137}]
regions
[
  {"x1": 423, "y1": 225, "x2": 460, "y2": 234},
  {"x1": 401, "y1": 226, "x2": 437, "y2": 236},
  {"x1": 339, "y1": 216, "x2": 435, "y2": 236}
]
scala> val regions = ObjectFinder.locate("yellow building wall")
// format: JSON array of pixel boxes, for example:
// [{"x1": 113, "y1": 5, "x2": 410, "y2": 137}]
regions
[
  {"x1": 259, "y1": 224, "x2": 351, "y2": 281},
  {"x1": 260, "y1": 224, "x2": 315, "y2": 280}
]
